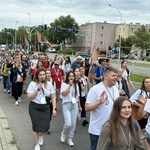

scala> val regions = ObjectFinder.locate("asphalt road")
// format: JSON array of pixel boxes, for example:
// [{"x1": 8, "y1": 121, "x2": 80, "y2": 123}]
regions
[
  {"x1": 0, "y1": 78, "x2": 140, "y2": 150},
  {"x1": 36, "y1": 52, "x2": 150, "y2": 76}
]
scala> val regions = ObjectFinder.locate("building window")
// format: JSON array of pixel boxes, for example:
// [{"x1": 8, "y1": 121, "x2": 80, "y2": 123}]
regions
[
  {"x1": 101, "y1": 26, "x2": 104, "y2": 30},
  {"x1": 100, "y1": 34, "x2": 104, "y2": 37},
  {"x1": 100, "y1": 41, "x2": 104, "y2": 45},
  {"x1": 131, "y1": 27, "x2": 134, "y2": 32}
]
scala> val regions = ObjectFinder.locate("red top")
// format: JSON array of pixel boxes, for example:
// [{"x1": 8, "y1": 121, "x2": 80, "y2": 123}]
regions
[
  {"x1": 42, "y1": 61, "x2": 50, "y2": 69},
  {"x1": 51, "y1": 68, "x2": 65, "y2": 89}
]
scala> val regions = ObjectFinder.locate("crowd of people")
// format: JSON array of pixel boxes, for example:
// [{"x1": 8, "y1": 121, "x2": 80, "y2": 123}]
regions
[{"x1": 0, "y1": 49, "x2": 150, "y2": 150}]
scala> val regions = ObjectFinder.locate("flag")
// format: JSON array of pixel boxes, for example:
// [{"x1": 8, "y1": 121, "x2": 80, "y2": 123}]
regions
[
  {"x1": 91, "y1": 43, "x2": 98, "y2": 63},
  {"x1": 36, "y1": 31, "x2": 51, "y2": 48},
  {"x1": 24, "y1": 36, "x2": 36, "y2": 50}
]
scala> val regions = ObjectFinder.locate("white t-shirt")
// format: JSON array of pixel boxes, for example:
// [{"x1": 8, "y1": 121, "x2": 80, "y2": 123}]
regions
[
  {"x1": 61, "y1": 82, "x2": 79, "y2": 104},
  {"x1": 144, "y1": 99, "x2": 150, "y2": 134},
  {"x1": 31, "y1": 59, "x2": 38, "y2": 68},
  {"x1": 27, "y1": 81, "x2": 55, "y2": 104},
  {"x1": 130, "y1": 89, "x2": 149, "y2": 104},
  {"x1": 122, "y1": 69, "x2": 129, "y2": 81},
  {"x1": 86, "y1": 82, "x2": 119, "y2": 135}
]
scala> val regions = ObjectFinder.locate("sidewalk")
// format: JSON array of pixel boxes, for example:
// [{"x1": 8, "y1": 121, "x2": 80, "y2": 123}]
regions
[{"x1": 0, "y1": 106, "x2": 17, "y2": 150}]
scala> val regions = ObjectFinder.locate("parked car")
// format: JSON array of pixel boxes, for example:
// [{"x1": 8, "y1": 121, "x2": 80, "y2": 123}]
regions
[
  {"x1": 75, "y1": 51, "x2": 90, "y2": 58},
  {"x1": 46, "y1": 48, "x2": 56, "y2": 53}
]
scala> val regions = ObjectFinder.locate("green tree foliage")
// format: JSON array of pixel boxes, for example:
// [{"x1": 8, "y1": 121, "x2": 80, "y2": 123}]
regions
[
  {"x1": 50, "y1": 15, "x2": 79, "y2": 49},
  {"x1": 114, "y1": 36, "x2": 134, "y2": 55},
  {"x1": 132, "y1": 25, "x2": 150, "y2": 57}
]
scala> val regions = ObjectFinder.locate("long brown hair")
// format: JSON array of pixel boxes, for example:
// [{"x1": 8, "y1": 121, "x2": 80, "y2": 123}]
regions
[
  {"x1": 140, "y1": 77, "x2": 150, "y2": 91},
  {"x1": 108, "y1": 96, "x2": 138, "y2": 145},
  {"x1": 65, "y1": 70, "x2": 77, "y2": 97}
]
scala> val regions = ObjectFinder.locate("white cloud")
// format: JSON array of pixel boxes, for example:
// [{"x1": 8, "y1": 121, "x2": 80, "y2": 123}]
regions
[{"x1": 0, "y1": 0, "x2": 150, "y2": 29}]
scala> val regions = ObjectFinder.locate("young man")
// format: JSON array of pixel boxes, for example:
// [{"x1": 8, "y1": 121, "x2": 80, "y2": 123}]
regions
[{"x1": 85, "y1": 67, "x2": 119, "y2": 150}]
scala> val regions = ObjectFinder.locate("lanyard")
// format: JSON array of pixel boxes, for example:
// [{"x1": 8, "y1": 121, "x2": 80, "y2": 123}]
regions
[
  {"x1": 120, "y1": 126, "x2": 131, "y2": 150},
  {"x1": 54, "y1": 69, "x2": 59, "y2": 77},
  {"x1": 104, "y1": 84, "x2": 115, "y2": 102}
]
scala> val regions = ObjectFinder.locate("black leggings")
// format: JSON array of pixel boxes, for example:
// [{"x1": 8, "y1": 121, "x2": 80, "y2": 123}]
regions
[
  {"x1": 80, "y1": 96, "x2": 86, "y2": 118},
  {"x1": 12, "y1": 82, "x2": 23, "y2": 101}
]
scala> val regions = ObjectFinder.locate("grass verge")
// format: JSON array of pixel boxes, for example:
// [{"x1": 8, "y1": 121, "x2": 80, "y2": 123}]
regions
[{"x1": 130, "y1": 73, "x2": 148, "y2": 83}]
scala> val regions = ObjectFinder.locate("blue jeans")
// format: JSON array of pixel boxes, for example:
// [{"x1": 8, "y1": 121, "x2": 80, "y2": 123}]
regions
[
  {"x1": 62, "y1": 102, "x2": 78, "y2": 138},
  {"x1": 89, "y1": 133, "x2": 99, "y2": 150},
  {"x1": 2, "y1": 75, "x2": 10, "y2": 91}
]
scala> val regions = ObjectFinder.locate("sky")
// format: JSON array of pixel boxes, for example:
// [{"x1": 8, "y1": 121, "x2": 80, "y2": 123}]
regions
[{"x1": 0, "y1": 0, "x2": 150, "y2": 30}]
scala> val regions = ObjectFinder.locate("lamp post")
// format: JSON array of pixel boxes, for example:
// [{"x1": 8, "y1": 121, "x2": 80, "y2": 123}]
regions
[
  {"x1": 15, "y1": 21, "x2": 18, "y2": 50},
  {"x1": 108, "y1": 4, "x2": 122, "y2": 60},
  {"x1": 28, "y1": 13, "x2": 31, "y2": 52},
  {"x1": 6, "y1": 32, "x2": 15, "y2": 49}
]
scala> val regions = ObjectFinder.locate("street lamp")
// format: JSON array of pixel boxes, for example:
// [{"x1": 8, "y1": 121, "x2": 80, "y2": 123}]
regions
[
  {"x1": 108, "y1": 4, "x2": 122, "y2": 60},
  {"x1": 6, "y1": 32, "x2": 15, "y2": 49},
  {"x1": 15, "y1": 21, "x2": 18, "y2": 50},
  {"x1": 28, "y1": 13, "x2": 31, "y2": 52}
]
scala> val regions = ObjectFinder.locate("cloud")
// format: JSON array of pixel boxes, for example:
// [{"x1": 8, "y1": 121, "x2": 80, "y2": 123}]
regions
[{"x1": 0, "y1": 0, "x2": 150, "y2": 29}]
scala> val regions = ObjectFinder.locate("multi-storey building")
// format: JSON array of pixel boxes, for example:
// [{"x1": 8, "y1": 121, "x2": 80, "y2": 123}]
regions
[
  {"x1": 71, "y1": 22, "x2": 150, "y2": 58},
  {"x1": 71, "y1": 22, "x2": 117, "y2": 57}
]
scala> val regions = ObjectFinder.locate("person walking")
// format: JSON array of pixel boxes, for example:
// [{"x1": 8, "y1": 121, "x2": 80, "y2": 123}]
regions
[
  {"x1": 51, "y1": 60, "x2": 65, "y2": 102},
  {"x1": 121, "y1": 60, "x2": 135, "y2": 96},
  {"x1": 27, "y1": 68, "x2": 57, "y2": 150},
  {"x1": 60, "y1": 70, "x2": 81, "y2": 147},
  {"x1": 85, "y1": 67, "x2": 119, "y2": 150},
  {"x1": 10, "y1": 60, "x2": 26, "y2": 105},
  {"x1": 97, "y1": 96, "x2": 144, "y2": 150}
]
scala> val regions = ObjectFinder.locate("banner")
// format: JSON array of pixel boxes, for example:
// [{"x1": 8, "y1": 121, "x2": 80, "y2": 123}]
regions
[{"x1": 36, "y1": 31, "x2": 51, "y2": 48}]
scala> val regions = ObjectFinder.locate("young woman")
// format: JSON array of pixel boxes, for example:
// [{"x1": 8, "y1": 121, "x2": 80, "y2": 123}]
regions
[
  {"x1": 27, "y1": 68, "x2": 57, "y2": 150},
  {"x1": 78, "y1": 66, "x2": 89, "y2": 126},
  {"x1": 10, "y1": 60, "x2": 26, "y2": 105},
  {"x1": 97, "y1": 96, "x2": 144, "y2": 150},
  {"x1": 121, "y1": 60, "x2": 135, "y2": 93},
  {"x1": 64, "y1": 56, "x2": 71, "y2": 74},
  {"x1": 60, "y1": 70, "x2": 81, "y2": 147}
]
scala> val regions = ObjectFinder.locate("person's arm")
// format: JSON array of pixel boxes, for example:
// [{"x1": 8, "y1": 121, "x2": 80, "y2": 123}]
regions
[
  {"x1": 27, "y1": 83, "x2": 42, "y2": 100},
  {"x1": 127, "y1": 76, "x2": 135, "y2": 90},
  {"x1": 50, "y1": 93, "x2": 57, "y2": 117},
  {"x1": 85, "y1": 90, "x2": 107, "y2": 112},
  {"x1": 137, "y1": 97, "x2": 148, "y2": 118},
  {"x1": 61, "y1": 83, "x2": 72, "y2": 96},
  {"x1": 97, "y1": 122, "x2": 111, "y2": 150}
]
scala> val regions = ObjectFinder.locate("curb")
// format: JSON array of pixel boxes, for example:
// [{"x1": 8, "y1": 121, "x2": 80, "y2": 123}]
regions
[{"x1": 0, "y1": 106, "x2": 17, "y2": 150}]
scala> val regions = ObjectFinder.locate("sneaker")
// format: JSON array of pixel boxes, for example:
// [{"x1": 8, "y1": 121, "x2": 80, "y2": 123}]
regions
[
  {"x1": 68, "y1": 138, "x2": 74, "y2": 147},
  {"x1": 15, "y1": 101, "x2": 19, "y2": 106},
  {"x1": 34, "y1": 144, "x2": 40, "y2": 150},
  {"x1": 60, "y1": 132, "x2": 66, "y2": 143},
  {"x1": 18, "y1": 97, "x2": 21, "y2": 103},
  {"x1": 82, "y1": 119, "x2": 89, "y2": 126},
  {"x1": 3, "y1": 89, "x2": 7, "y2": 92},
  {"x1": 39, "y1": 135, "x2": 43, "y2": 145},
  {"x1": 7, "y1": 90, "x2": 10, "y2": 94}
]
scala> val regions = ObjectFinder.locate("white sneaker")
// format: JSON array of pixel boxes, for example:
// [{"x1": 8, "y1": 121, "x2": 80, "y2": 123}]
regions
[
  {"x1": 60, "y1": 132, "x2": 66, "y2": 143},
  {"x1": 18, "y1": 97, "x2": 21, "y2": 103},
  {"x1": 68, "y1": 138, "x2": 74, "y2": 147},
  {"x1": 3, "y1": 89, "x2": 7, "y2": 92},
  {"x1": 15, "y1": 101, "x2": 19, "y2": 106},
  {"x1": 39, "y1": 135, "x2": 43, "y2": 145},
  {"x1": 34, "y1": 144, "x2": 40, "y2": 150}
]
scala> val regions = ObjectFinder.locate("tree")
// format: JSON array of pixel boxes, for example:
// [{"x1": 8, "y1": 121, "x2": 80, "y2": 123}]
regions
[
  {"x1": 50, "y1": 15, "x2": 79, "y2": 49},
  {"x1": 132, "y1": 25, "x2": 150, "y2": 58},
  {"x1": 114, "y1": 36, "x2": 134, "y2": 55}
]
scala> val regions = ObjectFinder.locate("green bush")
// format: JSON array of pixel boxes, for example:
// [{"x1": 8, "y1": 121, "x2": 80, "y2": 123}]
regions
[
  {"x1": 146, "y1": 58, "x2": 150, "y2": 62},
  {"x1": 58, "y1": 49, "x2": 75, "y2": 55}
]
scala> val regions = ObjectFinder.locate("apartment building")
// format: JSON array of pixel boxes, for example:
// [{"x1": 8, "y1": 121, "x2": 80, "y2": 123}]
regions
[{"x1": 71, "y1": 22, "x2": 117, "y2": 56}]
